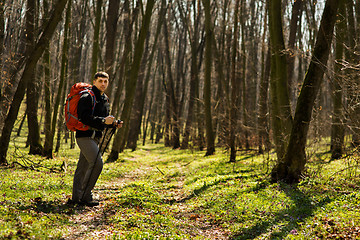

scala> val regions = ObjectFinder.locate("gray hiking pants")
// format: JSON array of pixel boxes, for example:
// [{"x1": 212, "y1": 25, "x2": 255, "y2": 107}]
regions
[{"x1": 72, "y1": 137, "x2": 103, "y2": 202}]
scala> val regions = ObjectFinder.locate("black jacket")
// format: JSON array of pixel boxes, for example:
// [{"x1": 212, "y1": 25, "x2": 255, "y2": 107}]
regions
[{"x1": 76, "y1": 85, "x2": 110, "y2": 138}]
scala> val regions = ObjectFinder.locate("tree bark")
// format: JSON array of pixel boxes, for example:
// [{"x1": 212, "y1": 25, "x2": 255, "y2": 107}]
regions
[
  {"x1": 0, "y1": 0, "x2": 68, "y2": 165},
  {"x1": 268, "y1": 0, "x2": 293, "y2": 160},
  {"x1": 330, "y1": 1, "x2": 345, "y2": 159},
  {"x1": 287, "y1": 0, "x2": 303, "y2": 94},
  {"x1": 104, "y1": 0, "x2": 120, "y2": 83},
  {"x1": 229, "y1": 0, "x2": 240, "y2": 162},
  {"x1": 202, "y1": 0, "x2": 215, "y2": 156},
  {"x1": 108, "y1": 0, "x2": 155, "y2": 162},
  {"x1": 127, "y1": 0, "x2": 166, "y2": 151},
  {"x1": 90, "y1": 0, "x2": 102, "y2": 77},
  {"x1": 25, "y1": 0, "x2": 43, "y2": 155},
  {"x1": 180, "y1": 0, "x2": 202, "y2": 150},
  {"x1": 258, "y1": 4, "x2": 270, "y2": 154},
  {"x1": 162, "y1": 18, "x2": 181, "y2": 149},
  {"x1": 0, "y1": 0, "x2": 4, "y2": 102},
  {"x1": 271, "y1": 0, "x2": 340, "y2": 183}
]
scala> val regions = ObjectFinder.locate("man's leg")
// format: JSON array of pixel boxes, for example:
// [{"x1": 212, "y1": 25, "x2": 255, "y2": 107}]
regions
[
  {"x1": 72, "y1": 152, "x2": 88, "y2": 202},
  {"x1": 75, "y1": 137, "x2": 103, "y2": 202}
]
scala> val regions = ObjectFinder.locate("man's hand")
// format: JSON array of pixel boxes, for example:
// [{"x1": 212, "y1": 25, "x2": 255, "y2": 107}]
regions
[
  {"x1": 104, "y1": 115, "x2": 115, "y2": 125},
  {"x1": 114, "y1": 120, "x2": 123, "y2": 129}
]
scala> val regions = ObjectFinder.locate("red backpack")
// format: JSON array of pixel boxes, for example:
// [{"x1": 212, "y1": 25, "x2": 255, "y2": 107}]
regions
[{"x1": 65, "y1": 82, "x2": 96, "y2": 131}]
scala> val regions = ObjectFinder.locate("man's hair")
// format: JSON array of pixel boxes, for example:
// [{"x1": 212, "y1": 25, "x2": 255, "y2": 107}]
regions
[{"x1": 94, "y1": 71, "x2": 109, "y2": 80}]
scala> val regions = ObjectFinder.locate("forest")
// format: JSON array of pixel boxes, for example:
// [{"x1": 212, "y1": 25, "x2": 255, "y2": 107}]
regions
[
  {"x1": 0, "y1": 0, "x2": 352, "y2": 182},
  {"x1": 1, "y1": 0, "x2": 360, "y2": 238}
]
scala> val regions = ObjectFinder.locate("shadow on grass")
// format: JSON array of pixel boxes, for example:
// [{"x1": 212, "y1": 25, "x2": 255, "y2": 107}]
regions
[
  {"x1": 173, "y1": 171, "x2": 261, "y2": 204},
  {"x1": 230, "y1": 183, "x2": 333, "y2": 240},
  {"x1": 17, "y1": 198, "x2": 89, "y2": 215}
]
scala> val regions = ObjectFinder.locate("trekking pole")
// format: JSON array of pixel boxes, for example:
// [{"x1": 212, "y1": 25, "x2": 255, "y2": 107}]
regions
[{"x1": 100, "y1": 127, "x2": 116, "y2": 155}]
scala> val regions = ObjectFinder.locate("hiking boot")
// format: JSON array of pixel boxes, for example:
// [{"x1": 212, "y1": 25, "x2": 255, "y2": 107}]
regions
[
  {"x1": 80, "y1": 200, "x2": 99, "y2": 207},
  {"x1": 66, "y1": 199, "x2": 80, "y2": 206}
]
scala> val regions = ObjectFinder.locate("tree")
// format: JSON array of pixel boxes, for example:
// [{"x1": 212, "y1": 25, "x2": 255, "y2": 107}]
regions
[
  {"x1": 162, "y1": 16, "x2": 181, "y2": 149},
  {"x1": 104, "y1": 0, "x2": 120, "y2": 82},
  {"x1": 0, "y1": 0, "x2": 69, "y2": 165},
  {"x1": 108, "y1": 0, "x2": 155, "y2": 162},
  {"x1": 330, "y1": 1, "x2": 346, "y2": 159},
  {"x1": 127, "y1": 0, "x2": 166, "y2": 151},
  {"x1": 90, "y1": 0, "x2": 103, "y2": 77},
  {"x1": 229, "y1": 0, "x2": 240, "y2": 162},
  {"x1": 180, "y1": 0, "x2": 202, "y2": 150},
  {"x1": 25, "y1": 0, "x2": 43, "y2": 155},
  {"x1": 0, "y1": 0, "x2": 4, "y2": 102},
  {"x1": 202, "y1": 0, "x2": 215, "y2": 156},
  {"x1": 271, "y1": 0, "x2": 340, "y2": 183},
  {"x1": 268, "y1": 0, "x2": 293, "y2": 160}
]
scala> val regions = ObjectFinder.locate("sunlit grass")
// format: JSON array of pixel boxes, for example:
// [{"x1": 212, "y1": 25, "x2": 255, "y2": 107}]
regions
[{"x1": 1, "y1": 124, "x2": 360, "y2": 239}]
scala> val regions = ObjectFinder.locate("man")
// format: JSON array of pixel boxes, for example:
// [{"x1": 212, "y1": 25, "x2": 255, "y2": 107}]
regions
[{"x1": 69, "y1": 71, "x2": 122, "y2": 207}]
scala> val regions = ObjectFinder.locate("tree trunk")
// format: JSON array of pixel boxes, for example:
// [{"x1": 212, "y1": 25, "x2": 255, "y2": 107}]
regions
[
  {"x1": 0, "y1": 0, "x2": 68, "y2": 165},
  {"x1": 108, "y1": 0, "x2": 155, "y2": 162},
  {"x1": 104, "y1": 0, "x2": 120, "y2": 83},
  {"x1": 330, "y1": 1, "x2": 345, "y2": 159},
  {"x1": 268, "y1": 0, "x2": 293, "y2": 160},
  {"x1": 258, "y1": 4, "x2": 271, "y2": 154},
  {"x1": 162, "y1": 18, "x2": 181, "y2": 149},
  {"x1": 42, "y1": 0, "x2": 54, "y2": 158},
  {"x1": 49, "y1": 0, "x2": 71, "y2": 157},
  {"x1": 180, "y1": 0, "x2": 202, "y2": 150},
  {"x1": 127, "y1": 34, "x2": 149, "y2": 150},
  {"x1": 43, "y1": 44, "x2": 53, "y2": 158},
  {"x1": 344, "y1": 0, "x2": 360, "y2": 148},
  {"x1": 90, "y1": 0, "x2": 102, "y2": 77},
  {"x1": 127, "y1": 0, "x2": 166, "y2": 151},
  {"x1": 287, "y1": 0, "x2": 303, "y2": 94},
  {"x1": 24, "y1": 0, "x2": 43, "y2": 155},
  {"x1": 271, "y1": 0, "x2": 340, "y2": 183},
  {"x1": 0, "y1": 0, "x2": 4, "y2": 102},
  {"x1": 229, "y1": 0, "x2": 240, "y2": 162},
  {"x1": 202, "y1": 0, "x2": 215, "y2": 156}
]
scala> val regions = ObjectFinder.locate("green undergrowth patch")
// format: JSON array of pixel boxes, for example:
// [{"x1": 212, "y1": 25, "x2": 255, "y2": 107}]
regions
[{"x1": 1, "y1": 139, "x2": 360, "y2": 239}]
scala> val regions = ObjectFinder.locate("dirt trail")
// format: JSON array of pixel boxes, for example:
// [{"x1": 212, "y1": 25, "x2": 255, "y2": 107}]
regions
[{"x1": 62, "y1": 161, "x2": 230, "y2": 239}]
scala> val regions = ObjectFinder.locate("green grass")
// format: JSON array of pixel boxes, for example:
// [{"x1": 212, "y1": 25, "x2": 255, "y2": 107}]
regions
[{"x1": 1, "y1": 134, "x2": 360, "y2": 239}]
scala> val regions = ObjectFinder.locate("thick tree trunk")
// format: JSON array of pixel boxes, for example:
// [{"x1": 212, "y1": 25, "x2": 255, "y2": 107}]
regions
[
  {"x1": 0, "y1": 0, "x2": 68, "y2": 165},
  {"x1": 268, "y1": 0, "x2": 293, "y2": 160},
  {"x1": 271, "y1": 0, "x2": 340, "y2": 183}
]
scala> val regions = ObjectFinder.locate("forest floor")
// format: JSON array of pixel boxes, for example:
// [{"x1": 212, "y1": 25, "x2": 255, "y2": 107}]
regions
[{"x1": 1, "y1": 138, "x2": 360, "y2": 239}]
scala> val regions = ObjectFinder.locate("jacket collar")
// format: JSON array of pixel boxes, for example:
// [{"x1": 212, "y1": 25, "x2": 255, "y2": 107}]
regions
[{"x1": 91, "y1": 85, "x2": 103, "y2": 99}]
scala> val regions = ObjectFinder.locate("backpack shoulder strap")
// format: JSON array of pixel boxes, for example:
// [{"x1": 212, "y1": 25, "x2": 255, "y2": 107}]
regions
[{"x1": 80, "y1": 89, "x2": 96, "y2": 111}]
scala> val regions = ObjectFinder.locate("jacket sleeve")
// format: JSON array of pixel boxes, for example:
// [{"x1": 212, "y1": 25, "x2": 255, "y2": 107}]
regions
[{"x1": 77, "y1": 92, "x2": 105, "y2": 130}]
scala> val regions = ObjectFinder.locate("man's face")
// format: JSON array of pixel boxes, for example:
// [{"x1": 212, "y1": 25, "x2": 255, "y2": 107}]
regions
[{"x1": 93, "y1": 77, "x2": 109, "y2": 93}]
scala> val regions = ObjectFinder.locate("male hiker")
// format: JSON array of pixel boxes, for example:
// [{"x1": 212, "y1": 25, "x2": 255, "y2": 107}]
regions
[{"x1": 68, "y1": 71, "x2": 122, "y2": 207}]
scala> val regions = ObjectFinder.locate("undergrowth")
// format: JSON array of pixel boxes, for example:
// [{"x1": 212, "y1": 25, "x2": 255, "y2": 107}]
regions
[{"x1": 1, "y1": 136, "x2": 360, "y2": 239}]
